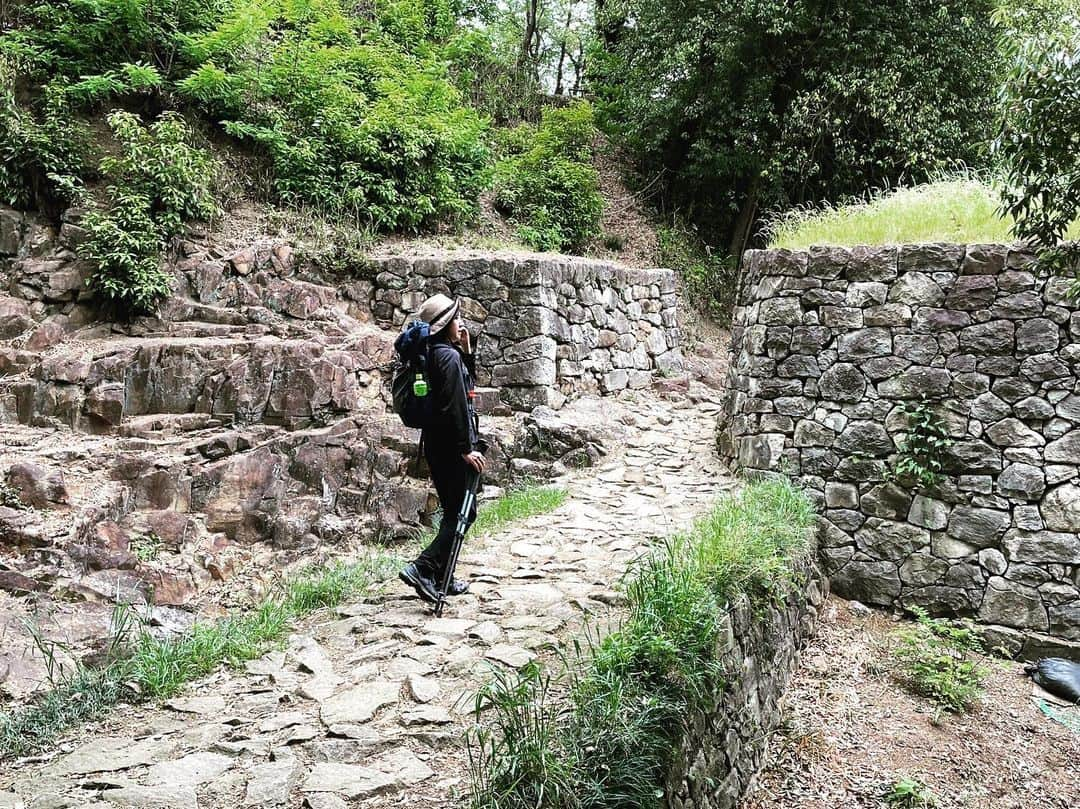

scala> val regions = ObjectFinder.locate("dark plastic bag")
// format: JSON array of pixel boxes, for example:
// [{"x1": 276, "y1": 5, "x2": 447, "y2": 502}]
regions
[{"x1": 1029, "y1": 658, "x2": 1080, "y2": 704}]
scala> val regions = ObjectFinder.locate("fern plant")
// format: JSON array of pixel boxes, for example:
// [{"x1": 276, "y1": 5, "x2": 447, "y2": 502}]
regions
[{"x1": 893, "y1": 606, "x2": 987, "y2": 716}]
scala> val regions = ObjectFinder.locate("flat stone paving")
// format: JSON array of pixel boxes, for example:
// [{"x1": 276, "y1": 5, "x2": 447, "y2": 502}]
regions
[{"x1": 0, "y1": 390, "x2": 731, "y2": 809}]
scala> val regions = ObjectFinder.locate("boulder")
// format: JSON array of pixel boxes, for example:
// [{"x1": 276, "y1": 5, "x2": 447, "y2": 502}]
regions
[
  {"x1": 4, "y1": 463, "x2": 68, "y2": 508},
  {"x1": 997, "y1": 462, "x2": 1046, "y2": 501}
]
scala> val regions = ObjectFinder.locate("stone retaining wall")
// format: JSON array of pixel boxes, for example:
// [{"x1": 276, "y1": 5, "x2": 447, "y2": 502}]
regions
[
  {"x1": 666, "y1": 556, "x2": 826, "y2": 809},
  {"x1": 366, "y1": 255, "x2": 683, "y2": 410},
  {"x1": 719, "y1": 244, "x2": 1080, "y2": 658}
]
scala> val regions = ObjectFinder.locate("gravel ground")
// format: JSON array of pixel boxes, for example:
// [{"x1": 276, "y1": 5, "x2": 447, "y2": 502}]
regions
[{"x1": 743, "y1": 596, "x2": 1080, "y2": 809}]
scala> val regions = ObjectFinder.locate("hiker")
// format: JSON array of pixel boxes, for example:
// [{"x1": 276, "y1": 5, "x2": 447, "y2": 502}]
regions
[{"x1": 398, "y1": 293, "x2": 487, "y2": 604}]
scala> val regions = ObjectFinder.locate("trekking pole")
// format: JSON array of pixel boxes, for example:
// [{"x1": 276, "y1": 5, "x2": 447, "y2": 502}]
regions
[{"x1": 434, "y1": 462, "x2": 482, "y2": 617}]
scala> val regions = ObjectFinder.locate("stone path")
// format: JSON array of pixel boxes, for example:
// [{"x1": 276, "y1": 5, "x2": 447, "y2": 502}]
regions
[{"x1": 0, "y1": 390, "x2": 732, "y2": 809}]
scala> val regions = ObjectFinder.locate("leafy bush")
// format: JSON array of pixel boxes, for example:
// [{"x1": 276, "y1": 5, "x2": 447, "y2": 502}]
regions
[
  {"x1": 82, "y1": 111, "x2": 216, "y2": 314},
  {"x1": 493, "y1": 102, "x2": 603, "y2": 252},
  {"x1": 1, "y1": 1, "x2": 490, "y2": 233},
  {"x1": 469, "y1": 479, "x2": 815, "y2": 809},
  {"x1": 889, "y1": 399, "x2": 953, "y2": 490},
  {"x1": 996, "y1": 12, "x2": 1080, "y2": 266},
  {"x1": 884, "y1": 778, "x2": 937, "y2": 808},
  {"x1": 656, "y1": 222, "x2": 736, "y2": 320},
  {"x1": 0, "y1": 56, "x2": 85, "y2": 212},
  {"x1": 592, "y1": 0, "x2": 1002, "y2": 255},
  {"x1": 176, "y1": 0, "x2": 489, "y2": 229},
  {"x1": 892, "y1": 607, "x2": 988, "y2": 715}
]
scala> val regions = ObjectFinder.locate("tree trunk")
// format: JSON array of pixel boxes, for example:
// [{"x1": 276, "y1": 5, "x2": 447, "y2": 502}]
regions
[
  {"x1": 553, "y1": 1, "x2": 574, "y2": 95},
  {"x1": 519, "y1": 0, "x2": 540, "y2": 69},
  {"x1": 728, "y1": 176, "x2": 760, "y2": 265}
]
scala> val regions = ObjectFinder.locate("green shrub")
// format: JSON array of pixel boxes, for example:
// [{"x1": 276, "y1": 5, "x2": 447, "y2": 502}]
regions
[
  {"x1": 0, "y1": 56, "x2": 85, "y2": 212},
  {"x1": 176, "y1": 0, "x2": 489, "y2": 229},
  {"x1": 884, "y1": 778, "x2": 937, "y2": 808},
  {"x1": 493, "y1": 102, "x2": 603, "y2": 252},
  {"x1": 888, "y1": 399, "x2": 953, "y2": 491},
  {"x1": 656, "y1": 222, "x2": 736, "y2": 320},
  {"x1": 82, "y1": 110, "x2": 216, "y2": 314},
  {"x1": 469, "y1": 478, "x2": 816, "y2": 809},
  {"x1": 892, "y1": 606, "x2": 988, "y2": 715}
]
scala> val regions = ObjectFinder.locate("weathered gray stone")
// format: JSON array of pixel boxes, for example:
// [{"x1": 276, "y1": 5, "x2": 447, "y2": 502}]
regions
[
  {"x1": 836, "y1": 422, "x2": 894, "y2": 457},
  {"x1": 946, "y1": 507, "x2": 1010, "y2": 547},
  {"x1": 907, "y1": 495, "x2": 948, "y2": 530},
  {"x1": 320, "y1": 681, "x2": 399, "y2": 726},
  {"x1": 837, "y1": 328, "x2": 892, "y2": 360},
  {"x1": 946, "y1": 275, "x2": 997, "y2": 310},
  {"x1": 1002, "y1": 530, "x2": 1080, "y2": 564},
  {"x1": 1045, "y1": 430, "x2": 1080, "y2": 463},
  {"x1": 830, "y1": 560, "x2": 902, "y2": 606},
  {"x1": 818, "y1": 363, "x2": 866, "y2": 402},
  {"x1": 986, "y1": 418, "x2": 1045, "y2": 448},
  {"x1": 1013, "y1": 396, "x2": 1055, "y2": 421},
  {"x1": 877, "y1": 366, "x2": 950, "y2": 399},
  {"x1": 899, "y1": 553, "x2": 949, "y2": 586},
  {"x1": 959, "y1": 321, "x2": 1015, "y2": 354},
  {"x1": 978, "y1": 548, "x2": 1008, "y2": 576},
  {"x1": 979, "y1": 577, "x2": 1048, "y2": 631},
  {"x1": 854, "y1": 518, "x2": 930, "y2": 560},
  {"x1": 1015, "y1": 318, "x2": 1060, "y2": 354},
  {"x1": 793, "y1": 420, "x2": 835, "y2": 447},
  {"x1": 889, "y1": 272, "x2": 945, "y2": 306},
  {"x1": 245, "y1": 756, "x2": 298, "y2": 806},
  {"x1": 1041, "y1": 483, "x2": 1080, "y2": 532},
  {"x1": 995, "y1": 462, "x2": 1046, "y2": 501},
  {"x1": 824, "y1": 482, "x2": 858, "y2": 509}
]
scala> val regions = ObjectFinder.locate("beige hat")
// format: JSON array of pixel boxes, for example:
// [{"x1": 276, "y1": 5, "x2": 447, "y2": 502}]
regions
[{"x1": 416, "y1": 293, "x2": 459, "y2": 334}]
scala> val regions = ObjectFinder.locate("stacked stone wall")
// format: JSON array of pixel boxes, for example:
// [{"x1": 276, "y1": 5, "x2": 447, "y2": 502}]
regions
[
  {"x1": 719, "y1": 244, "x2": 1080, "y2": 658},
  {"x1": 366, "y1": 255, "x2": 683, "y2": 410},
  {"x1": 666, "y1": 556, "x2": 826, "y2": 809}
]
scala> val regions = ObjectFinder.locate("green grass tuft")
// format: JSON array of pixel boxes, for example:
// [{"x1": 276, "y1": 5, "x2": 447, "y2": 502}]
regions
[
  {"x1": 468, "y1": 477, "x2": 815, "y2": 809},
  {"x1": 0, "y1": 553, "x2": 398, "y2": 759},
  {"x1": 471, "y1": 485, "x2": 568, "y2": 538},
  {"x1": 765, "y1": 178, "x2": 1080, "y2": 250}
]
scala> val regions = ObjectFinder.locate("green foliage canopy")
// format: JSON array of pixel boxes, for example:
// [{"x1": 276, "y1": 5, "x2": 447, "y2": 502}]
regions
[
  {"x1": 591, "y1": 0, "x2": 1002, "y2": 253},
  {"x1": 493, "y1": 101, "x2": 602, "y2": 251},
  {"x1": 995, "y1": 10, "x2": 1080, "y2": 256}
]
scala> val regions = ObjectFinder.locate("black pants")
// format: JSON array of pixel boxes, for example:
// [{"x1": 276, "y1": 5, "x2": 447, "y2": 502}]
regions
[{"x1": 417, "y1": 439, "x2": 477, "y2": 581}]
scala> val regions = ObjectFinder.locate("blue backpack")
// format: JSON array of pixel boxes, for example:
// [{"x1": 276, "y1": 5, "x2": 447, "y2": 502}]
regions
[{"x1": 391, "y1": 320, "x2": 435, "y2": 429}]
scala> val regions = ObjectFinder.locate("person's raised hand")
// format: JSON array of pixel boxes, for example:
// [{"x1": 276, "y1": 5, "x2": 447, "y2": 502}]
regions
[
  {"x1": 462, "y1": 450, "x2": 485, "y2": 473},
  {"x1": 459, "y1": 325, "x2": 472, "y2": 355}
]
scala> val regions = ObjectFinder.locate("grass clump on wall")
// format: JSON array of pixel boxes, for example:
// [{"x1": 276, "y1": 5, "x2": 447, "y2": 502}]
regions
[
  {"x1": 0, "y1": 553, "x2": 397, "y2": 760},
  {"x1": 766, "y1": 177, "x2": 1080, "y2": 250},
  {"x1": 468, "y1": 478, "x2": 815, "y2": 809}
]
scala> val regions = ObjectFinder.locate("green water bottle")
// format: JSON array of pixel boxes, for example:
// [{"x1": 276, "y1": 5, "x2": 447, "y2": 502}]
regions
[{"x1": 412, "y1": 373, "x2": 428, "y2": 397}]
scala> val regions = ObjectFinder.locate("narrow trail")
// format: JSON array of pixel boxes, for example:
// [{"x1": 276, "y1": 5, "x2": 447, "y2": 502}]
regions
[{"x1": 0, "y1": 390, "x2": 732, "y2": 809}]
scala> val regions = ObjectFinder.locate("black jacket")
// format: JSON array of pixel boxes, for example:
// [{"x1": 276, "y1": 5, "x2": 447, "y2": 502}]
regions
[{"x1": 424, "y1": 339, "x2": 478, "y2": 454}]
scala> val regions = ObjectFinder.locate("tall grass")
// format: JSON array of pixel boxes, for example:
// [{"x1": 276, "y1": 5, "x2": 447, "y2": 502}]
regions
[
  {"x1": 0, "y1": 553, "x2": 397, "y2": 760},
  {"x1": 468, "y1": 478, "x2": 815, "y2": 809},
  {"x1": 765, "y1": 178, "x2": 1080, "y2": 249}
]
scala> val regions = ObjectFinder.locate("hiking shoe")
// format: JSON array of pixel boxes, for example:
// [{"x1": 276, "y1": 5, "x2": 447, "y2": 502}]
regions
[
  {"x1": 447, "y1": 579, "x2": 470, "y2": 597},
  {"x1": 399, "y1": 562, "x2": 439, "y2": 605}
]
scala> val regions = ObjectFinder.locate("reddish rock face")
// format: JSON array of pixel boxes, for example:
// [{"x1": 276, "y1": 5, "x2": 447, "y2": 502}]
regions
[
  {"x1": 5, "y1": 462, "x2": 68, "y2": 508},
  {"x1": 0, "y1": 570, "x2": 46, "y2": 595}
]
